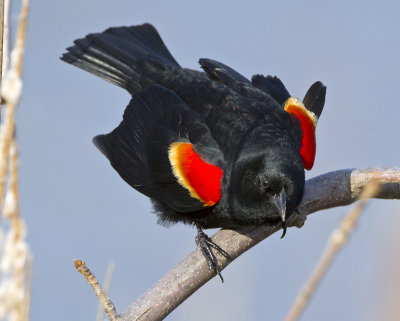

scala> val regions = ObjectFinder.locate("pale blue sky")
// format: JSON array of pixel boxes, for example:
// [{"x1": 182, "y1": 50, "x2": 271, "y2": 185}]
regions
[{"x1": 15, "y1": 0, "x2": 400, "y2": 320}]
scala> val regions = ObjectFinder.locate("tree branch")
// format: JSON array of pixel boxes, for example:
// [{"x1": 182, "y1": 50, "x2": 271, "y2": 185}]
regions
[
  {"x1": 74, "y1": 260, "x2": 120, "y2": 321},
  {"x1": 118, "y1": 167, "x2": 400, "y2": 321},
  {"x1": 0, "y1": 0, "x2": 28, "y2": 224}
]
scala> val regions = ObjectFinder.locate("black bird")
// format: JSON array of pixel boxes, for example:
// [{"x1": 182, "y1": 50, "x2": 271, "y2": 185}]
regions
[{"x1": 61, "y1": 23, "x2": 326, "y2": 282}]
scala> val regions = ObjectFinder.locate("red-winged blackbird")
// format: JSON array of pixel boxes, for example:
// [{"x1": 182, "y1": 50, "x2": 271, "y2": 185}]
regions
[{"x1": 62, "y1": 23, "x2": 326, "y2": 281}]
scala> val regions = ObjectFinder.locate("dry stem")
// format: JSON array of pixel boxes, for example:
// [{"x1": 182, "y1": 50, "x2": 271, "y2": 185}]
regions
[
  {"x1": 22, "y1": 254, "x2": 33, "y2": 321},
  {"x1": 283, "y1": 181, "x2": 381, "y2": 321},
  {"x1": 0, "y1": 0, "x2": 28, "y2": 224},
  {"x1": 0, "y1": 1, "x2": 31, "y2": 320},
  {"x1": 0, "y1": 0, "x2": 5, "y2": 108},
  {"x1": 2, "y1": 0, "x2": 10, "y2": 77},
  {"x1": 96, "y1": 261, "x2": 116, "y2": 321},
  {"x1": 74, "y1": 260, "x2": 120, "y2": 321}
]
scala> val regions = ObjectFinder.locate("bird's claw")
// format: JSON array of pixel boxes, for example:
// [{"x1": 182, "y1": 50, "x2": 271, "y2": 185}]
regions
[{"x1": 195, "y1": 224, "x2": 231, "y2": 283}]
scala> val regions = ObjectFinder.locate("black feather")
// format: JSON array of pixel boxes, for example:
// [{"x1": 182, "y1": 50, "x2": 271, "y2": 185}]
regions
[
  {"x1": 93, "y1": 84, "x2": 224, "y2": 214},
  {"x1": 199, "y1": 58, "x2": 281, "y2": 104},
  {"x1": 251, "y1": 74, "x2": 291, "y2": 105},
  {"x1": 199, "y1": 58, "x2": 251, "y2": 85},
  {"x1": 61, "y1": 23, "x2": 180, "y2": 95},
  {"x1": 302, "y1": 81, "x2": 326, "y2": 118}
]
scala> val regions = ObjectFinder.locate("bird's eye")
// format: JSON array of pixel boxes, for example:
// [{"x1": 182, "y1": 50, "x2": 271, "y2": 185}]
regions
[{"x1": 261, "y1": 180, "x2": 269, "y2": 189}]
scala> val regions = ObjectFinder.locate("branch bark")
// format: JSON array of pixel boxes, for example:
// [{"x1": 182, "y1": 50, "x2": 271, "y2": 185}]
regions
[
  {"x1": 74, "y1": 260, "x2": 120, "y2": 321},
  {"x1": 120, "y1": 167, "x2": 400, "y2": 321}
]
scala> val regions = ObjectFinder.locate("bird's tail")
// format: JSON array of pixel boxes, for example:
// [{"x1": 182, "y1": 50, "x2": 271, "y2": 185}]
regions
[{"x1": 61, "y1": 23, "x2": 181, "y2": 95}]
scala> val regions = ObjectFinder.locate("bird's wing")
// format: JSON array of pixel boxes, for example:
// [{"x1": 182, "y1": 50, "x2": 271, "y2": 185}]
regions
[
  {"x1": 61, "y1": 24, "x2": 241, "y2": 117},
  {"x1": 283, "y1": 82, "x2": 326, "y2": 170},
  {"x1": 93, "y1": 85, "x2": 225, "y2": 213},
  {"x1": 198, "y1": 58, "x2": 282, "y2": 104},
  {"x1": 199, "y1": 58, "x2": 251, "y2": 85},
  {"x1": 251, "y1": 74, "x2": 291, "y2": 106},
  {"x1": 61, "y1": 23, "x2": 181, "y2": 95},
  {"x1": 252, "y1": 74, "x2": 326, "y2": 170},
  {"x1": 302, "y1": 81, "x2": 326, "y2": 119}
]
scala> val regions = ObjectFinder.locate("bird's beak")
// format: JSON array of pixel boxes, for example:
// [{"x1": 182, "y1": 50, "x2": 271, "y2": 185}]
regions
[
  {"x1": 270, "y1": 188, "x2": 287, "y2": 223},
  {"x1": 270, "y1": 188, "x2": 287, "y2": 238}
]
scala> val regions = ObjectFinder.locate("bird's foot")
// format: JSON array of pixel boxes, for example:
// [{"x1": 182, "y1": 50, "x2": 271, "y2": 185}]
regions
[
  {"x1": 291, "y1": 208, "x2": 307, "y2": 228},
  {"x1": 280, "y1": 208, "x2": 307, "y2": 238},
  {"x1": 195, "y1": 224, "x2": 231, "y2": 283}
]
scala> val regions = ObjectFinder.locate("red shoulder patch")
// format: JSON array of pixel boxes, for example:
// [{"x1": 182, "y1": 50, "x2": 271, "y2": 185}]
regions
[
  {"x1": 284, "y1": 97, "x2": 318, "y2": 170},
  {"x1": 168, "y1": 142, "x2": 223, "y2": 206}
]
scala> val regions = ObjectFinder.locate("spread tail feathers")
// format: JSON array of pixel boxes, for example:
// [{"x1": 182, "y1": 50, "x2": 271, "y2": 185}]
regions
[{"x1": 61, "y1": 23, "x2": 181, "y2": 95}]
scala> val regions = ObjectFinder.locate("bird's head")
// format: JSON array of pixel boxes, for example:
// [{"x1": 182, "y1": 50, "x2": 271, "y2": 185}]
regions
[{"x1": 224, "y1": 128, "x2": 305, "y2": 228}]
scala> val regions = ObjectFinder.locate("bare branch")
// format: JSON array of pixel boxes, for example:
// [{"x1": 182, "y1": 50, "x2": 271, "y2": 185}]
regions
[
  {"x1": 120, "y1": 167, "x2": 400, "y2": 321},
  {"x1": 284, "y1": 181, "x2": 381, "y2": 321},
  {"x1": 0, "y1": 0, "x2": 28, "y2": 224},
  {"x1": 0, "y1": 0, "x2": 5, "y2": 108},
  {"x1": 0, "y1": 2, "x2": 31, "y2": 320},
  {"x1": 74, "y1": 260, "x2": 121, "y2": 321},
  {"x1": 299, "y1": 167, "x2": 400, "y2": 216},
  {"x1": 96, "y1": 261, "x2": 116, "y2": 321},
  {"x1": 2, "y1": 0, "x2": 11, "y2": 77},
  {"x1": 22, "y1": 253, "x2": 33, "y2": 321}
]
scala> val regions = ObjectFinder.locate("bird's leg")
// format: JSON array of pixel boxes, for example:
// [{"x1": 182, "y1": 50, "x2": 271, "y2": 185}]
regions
[{"x1": 195, "y1": 223, "x2": 231, "y2": 283}]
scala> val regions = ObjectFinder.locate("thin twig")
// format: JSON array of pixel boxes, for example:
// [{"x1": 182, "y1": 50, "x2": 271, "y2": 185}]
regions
[
  {"x1": 0, "y1": 1, "x2": 31, "y2": 320},
  {"x1": 0, "y1": 0, "x2": 5, "y2": 109},
  {"x1": 120, "y1": 167, "x2": 400, "y2": 321},
  {"x1": 0, "y1": 0, "x2": 28, "y2": 224},
  {"x1": 22, "y1": 253, "x2": 33, "y2": 321},
  {"x1": 283, "y1": 181, "x2": 381, "y2": 321},
  {"x1": 0, "y1": 2, "x2": 32, "y2": 320},
  {"x1": 2, "y1": 0, "x2": 10, "y2": 78},
  {"x1": 96, "y1": 260, "x2": 116, "y2": 321},
  {"x1": 74, "y1": 260, "x2": 121, "y2": 321},
  {"x1": 7, "y1": 138, "x2": 24, "y2": 321},
  {"x1": 12, "y1": 0, "x2": 28, "y2": 77},
  {"x1": 0, "y1": 136, "x2": 29, "y2": 321}
]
